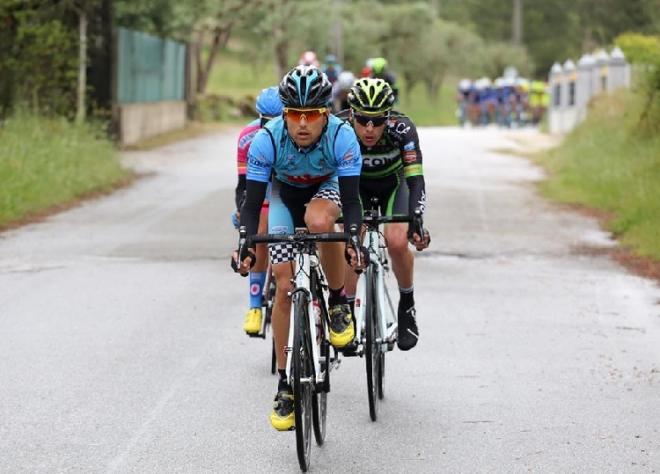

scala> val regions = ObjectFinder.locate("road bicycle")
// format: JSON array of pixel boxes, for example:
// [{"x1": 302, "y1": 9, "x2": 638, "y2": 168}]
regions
[
  {"x1": 342, "y1": 201, "x2": 425, "y2": 421},
  {"x1": 239, "y1": 226, "x2": 352, "y2": 472}
]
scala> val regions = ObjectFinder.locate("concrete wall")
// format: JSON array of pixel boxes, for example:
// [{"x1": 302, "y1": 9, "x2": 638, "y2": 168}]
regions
[{"x1": 119, "y1": 101, "x2": 187, "y2": 146}]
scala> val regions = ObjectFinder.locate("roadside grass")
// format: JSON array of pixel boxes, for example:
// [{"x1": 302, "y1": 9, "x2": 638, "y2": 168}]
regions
[
  {"x1": 0, "y1": 112, "x2": 129, "y2": 229},
  {"x1": 207, "y1": 50, "x2": 456, "y2": 126},
  {"x1": 534, "y1": 90, "x2": 660, "y2": 259}
]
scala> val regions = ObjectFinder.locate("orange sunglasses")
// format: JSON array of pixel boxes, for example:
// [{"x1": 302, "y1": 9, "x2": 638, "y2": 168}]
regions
[{"x1": 284, "y1": 107, "x2": 328, "y2": 123}]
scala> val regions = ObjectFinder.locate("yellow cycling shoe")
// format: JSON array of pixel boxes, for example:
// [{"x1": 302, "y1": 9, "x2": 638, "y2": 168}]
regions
[
  {"x1": 328, "y1": 303, "x2": 355, "y2": 348},
  {"x1": 270, "y1": 389, "x2": 295, "y2": 431},
  {"x1": 243, "y1": 308, "x2": 262, "y2": 335}
]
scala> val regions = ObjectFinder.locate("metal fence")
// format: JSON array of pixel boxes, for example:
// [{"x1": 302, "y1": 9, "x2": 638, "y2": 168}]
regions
[{"x1": 116, "y1": 27, "x2": 185, "y2": 104}]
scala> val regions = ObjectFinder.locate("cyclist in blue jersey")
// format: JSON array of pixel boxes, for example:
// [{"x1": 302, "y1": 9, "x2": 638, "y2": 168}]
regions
[{"x1": 232, "y1": 65, "x2": 366, "y2": 431}]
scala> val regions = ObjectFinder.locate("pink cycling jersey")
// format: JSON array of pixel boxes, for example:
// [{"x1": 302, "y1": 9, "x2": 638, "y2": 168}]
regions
[{"x1": 236, "y1": 120, "x2": 261, "y2": 176}]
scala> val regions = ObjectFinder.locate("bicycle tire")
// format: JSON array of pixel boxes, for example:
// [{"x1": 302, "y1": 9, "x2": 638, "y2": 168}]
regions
[
  {"x1": 312, "y1": 274, "x2": 328, "y2": 445},
  {"x1": 292, "y1": 292, "x2": 313, "y2": 472},
  {"x1": 377, "y1": 351, "x2": 385, "y2": 400},
  {"x1": 270, "y1": 339, "x2": 276, "y2": 375},
  {"x1": 364, "y1": 266, "x2": 379, "y2": 422},
  {"x1": 264, "y1": 273, "x2": 276, "y2": 374},
  {"x1": 312, "y1": 342, "x2": 328, "y2": 445}
]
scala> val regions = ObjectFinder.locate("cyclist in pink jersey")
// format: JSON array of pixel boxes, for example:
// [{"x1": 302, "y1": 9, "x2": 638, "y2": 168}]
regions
[{"x1": 233, "y1": 87, "x2": 283, "y2": 335}]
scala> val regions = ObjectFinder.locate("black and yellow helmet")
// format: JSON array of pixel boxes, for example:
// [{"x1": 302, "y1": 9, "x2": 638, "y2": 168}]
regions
[{"x1": 347, "y1": 78, "x2": 395, "y2": 115}]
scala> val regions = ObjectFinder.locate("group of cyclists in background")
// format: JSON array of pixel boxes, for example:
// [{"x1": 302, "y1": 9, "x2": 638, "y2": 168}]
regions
[{"x1": 456, "y1": 75, "x2": 550, "y2": 128}]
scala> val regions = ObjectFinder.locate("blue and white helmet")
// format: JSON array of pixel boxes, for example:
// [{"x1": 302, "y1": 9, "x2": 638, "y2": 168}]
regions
[
  {"x1": 279, "y1": 65, "x2": 332, "y2": 108},
  {"x1": 255, "y1": 86, "x2": 283, "y2": 116}
]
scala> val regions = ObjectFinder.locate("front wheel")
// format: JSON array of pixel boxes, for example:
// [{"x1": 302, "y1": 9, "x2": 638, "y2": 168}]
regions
[
  {"x1": 292, "y1": 293, "x2": 313, "y2": 472},
  {"x1": 364, "y1": 267, "x2": 379, "y2": 422}
]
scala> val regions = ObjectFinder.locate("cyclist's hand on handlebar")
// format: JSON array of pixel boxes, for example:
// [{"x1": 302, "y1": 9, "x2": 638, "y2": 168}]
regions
[
  {"x1": 231, "y1": 247, "x2": 255, "y2": 276},
  {"x1": 344, "y1": 245, "x2": 369, "y2": 272},
  {"x1": 408, "y1": 208, "x2": 430, "y2": 251},
  {"x1": 231, "y1": 225, "x2": 255, "y2": 276},
  {"x1": 345, "y1": 224, "x2": 369, "y2": 272},
  {"x1": 410, "y1": 229, "x2": 431, "y2": 251}
]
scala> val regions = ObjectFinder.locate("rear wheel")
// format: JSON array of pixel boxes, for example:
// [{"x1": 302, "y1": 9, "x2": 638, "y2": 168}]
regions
[
  {"x1": 377, "y1": 351, "x2": 385, "y2": 400},
  {"x1": 312, "y1": 339, "x2": 328, "y2": 445},
  {"x1": 264, "y1": 273, "x2": 276, "y2": 374},
  {"x1": 270, "y1": 339, "x2": 276, "y2": 375},
  {"x1": 364, "y1": 267, "x2": 379, "y2": 421},
  {"x1": 292, "y1": 293, "x2": 313, "y2": 472}
]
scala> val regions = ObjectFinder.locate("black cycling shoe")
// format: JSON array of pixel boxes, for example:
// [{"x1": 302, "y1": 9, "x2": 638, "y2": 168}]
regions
[{"x1": 397, "y1": 303, "x2": 419, "y2": 351}]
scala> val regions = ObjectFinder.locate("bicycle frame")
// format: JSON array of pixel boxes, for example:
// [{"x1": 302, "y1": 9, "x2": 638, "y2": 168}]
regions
[
  {"x1": 354, "y1": 227, "x2": 397, "y2": 352},
  {"x1": 285, "y1": 250, "x2": 328, "y2": 388}
]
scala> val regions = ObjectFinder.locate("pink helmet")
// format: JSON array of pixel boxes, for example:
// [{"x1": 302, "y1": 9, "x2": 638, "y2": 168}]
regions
[{"x1": 299, "y1": 51, "x2": 320, "y2": 68}]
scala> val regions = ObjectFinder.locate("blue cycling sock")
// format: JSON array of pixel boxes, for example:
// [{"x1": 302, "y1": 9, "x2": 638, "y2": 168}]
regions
[{"x1": 249, "y1": 272, "x2": 266, "y2": 309}]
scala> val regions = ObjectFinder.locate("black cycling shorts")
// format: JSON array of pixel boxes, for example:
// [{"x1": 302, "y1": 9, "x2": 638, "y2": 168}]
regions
[{"x1": 359, "y1": 168, "x2": 408, "y2": 216}]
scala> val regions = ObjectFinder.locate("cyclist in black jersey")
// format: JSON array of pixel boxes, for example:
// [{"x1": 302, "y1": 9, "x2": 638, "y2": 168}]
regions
[{"x1": 337, "y1": 78, "x2": 430, "y2": 351}]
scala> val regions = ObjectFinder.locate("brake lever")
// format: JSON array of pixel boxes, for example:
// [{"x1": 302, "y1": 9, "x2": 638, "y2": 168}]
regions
[
  {"x1": 232, "y1": 226, "x2": 250, "y2": 276},
  {"x1": 412, "y1": 208, "x2": 426, "y2": 252},
  {"x1": 348, "y1": 224, "x2": 363, "y2": 275}
]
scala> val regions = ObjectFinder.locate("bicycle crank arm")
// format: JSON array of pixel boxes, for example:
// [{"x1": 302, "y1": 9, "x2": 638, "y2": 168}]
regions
[{"x1": 385, "y1": 322, "x2": 398, "y2": 341}]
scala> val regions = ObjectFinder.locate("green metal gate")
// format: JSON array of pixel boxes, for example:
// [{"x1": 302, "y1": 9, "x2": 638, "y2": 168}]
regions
[{"x1": 117, "y1": 27, "x2": 185, "y2": 104}]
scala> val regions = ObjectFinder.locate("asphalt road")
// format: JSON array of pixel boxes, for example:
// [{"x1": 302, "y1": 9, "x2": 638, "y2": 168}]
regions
[{"x1": 1, "y1": 127, "x2": 659, "y2": 473}]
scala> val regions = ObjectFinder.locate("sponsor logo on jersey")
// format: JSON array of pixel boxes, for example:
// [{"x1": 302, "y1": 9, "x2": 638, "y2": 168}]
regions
[
  {"x1": 286, "y1": 173, "x2": 332, "y2": 185},
  {"x1": 404, "y1": 151, "x2": 417, "y2": 164},
  {"x1": 238, "y1": 130, "x2": 258, "y2": 149},
  {"x1": 248, "y1": 156, "x2": 270, "y2": 169},
  {"x1": 417, "y1": 189, "x2": 426, "y2": 213},
  {"x1": 403, "y1": 141, "x2": 415, "y2": 151},
  {"x1": 271, "y1": 225, "x2": 288, "y2": 235}
]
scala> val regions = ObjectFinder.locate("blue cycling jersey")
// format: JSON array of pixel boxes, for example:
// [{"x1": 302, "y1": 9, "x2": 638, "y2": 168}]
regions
[{"x1": 247, "y1": 114, "x2": 361, "y2": 187}]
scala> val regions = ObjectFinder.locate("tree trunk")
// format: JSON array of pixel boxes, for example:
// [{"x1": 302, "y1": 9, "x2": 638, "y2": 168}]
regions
[
  {"x1": 274, "y1": 34, "x2": 289, "y2": 79},
  {"x1": 403, "y1": 72, "x2": 416, "y2": 102},
  {"x1": 196, "y1": 26, "x2": 233, "y2": 95},
  {"x1": 511, "y1": 0, "x2": 522, "y2": 45},
  {"x1": 76, "y1": 11, "x2": 87, "y2": 124},
  {"x1": 195, "y1": 31, "x2": 205, "y2": 93},
  {"x1": 272, "y1": 0, "x2": 290, "y2": 78}
]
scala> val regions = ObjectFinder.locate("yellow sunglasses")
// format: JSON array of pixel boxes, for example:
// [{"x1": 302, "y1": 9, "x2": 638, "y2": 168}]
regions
[{"x1": 284, "y1": 107, "x2": 328, "y2": 123}]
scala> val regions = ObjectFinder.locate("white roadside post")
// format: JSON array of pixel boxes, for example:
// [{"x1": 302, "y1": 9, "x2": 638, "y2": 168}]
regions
[
  {"x1": 549, "y1": 62, "x2": 563, "y2": 134},
  {"x1": 562, "y1": 59, "x2": 578, "y2": 133},
  {"x1": 593, "y1": 49, "x2": 610, "y2": 96},
  {"x1": 608, "y1": 47, "x2": 629, "y2": 92},
  {"x1": 576, "y1": 53, "x2": 595, "y2": 124}
]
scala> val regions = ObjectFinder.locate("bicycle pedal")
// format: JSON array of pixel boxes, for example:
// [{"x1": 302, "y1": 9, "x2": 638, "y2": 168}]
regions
[{"x1": 339, "y1": 341, "x2": 360, "y2": 357}]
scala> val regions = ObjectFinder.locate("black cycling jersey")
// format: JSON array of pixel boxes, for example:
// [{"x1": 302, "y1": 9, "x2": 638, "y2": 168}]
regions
[{"x1": 336, "y1": 110, "x2": 426, "y2": 216}]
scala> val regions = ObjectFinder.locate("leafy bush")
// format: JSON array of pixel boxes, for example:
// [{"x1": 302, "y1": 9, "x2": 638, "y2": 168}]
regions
[
  {"x1": 615, "y1": 33, "x2": 660, "y2": 136},
  {"x1": 615, "y1": 33, "x2": 660, "y2": 65},
  {"x1": 0, "y1": 6, "x2": 78, "y2": 117}
]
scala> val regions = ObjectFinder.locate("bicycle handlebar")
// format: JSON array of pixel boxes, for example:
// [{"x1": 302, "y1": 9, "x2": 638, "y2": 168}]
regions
[
  {"x1": 335, "y1": 214, "x2": 411, "y2": 226},
  {"x1": 248, "y1": 231, "x2": 349, "y2": 246}
]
